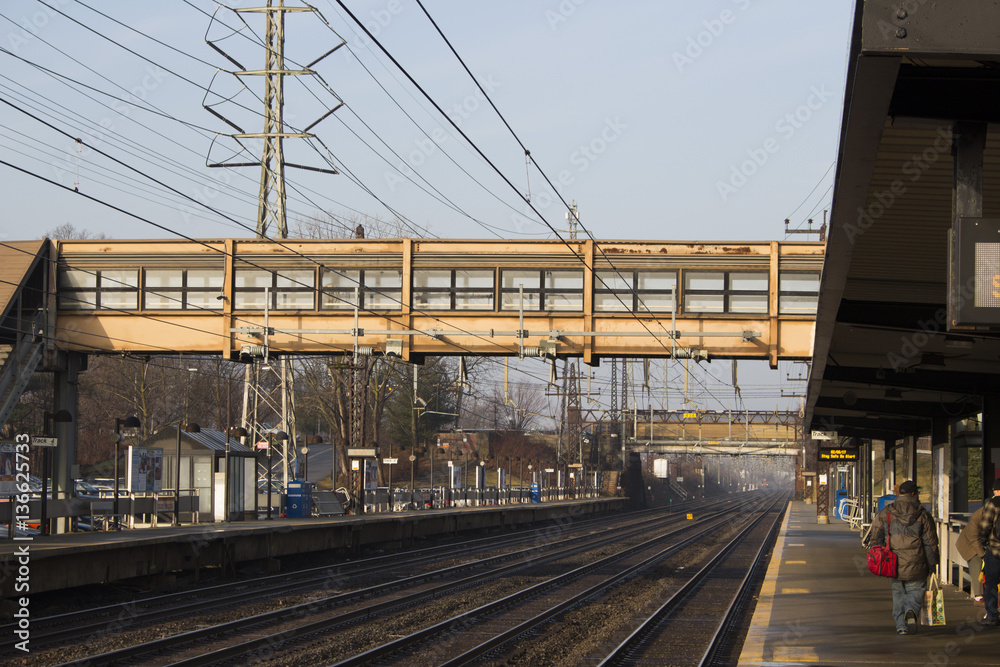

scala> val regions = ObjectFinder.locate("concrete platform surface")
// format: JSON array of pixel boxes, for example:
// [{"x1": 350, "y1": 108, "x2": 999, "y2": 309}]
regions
[{"x1": 740, "y1": 501, "x2": 998, "y2": 666}]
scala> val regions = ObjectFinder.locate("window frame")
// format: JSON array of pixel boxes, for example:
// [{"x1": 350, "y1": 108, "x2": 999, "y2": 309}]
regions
[
  {"x1": 58, "y1": 268, "x2": 139, "y2": 311},
  {"x1": 594, "y1": 269, "x2": 678, "y2": 313},
  {"x1": 320, "y1": 268, "x2": 402, "y2": 311},
  {"x1": 143, "y1": 268, "x2": 224, "y2": 311},
  {"x1": 778, "y1": 271, "x2": 821, "y2": 315},
  {"x1": 234, "y1": 267, "x2": 316, "y2": 311},
  {"x1": 682, "y1": 270, "x2": 769, "y2": 314},
  {"x1": 500, "y1": 269, "x2": 584, "y2": 312},
  {"x1": 412, "y1": 268, "x2": 494, "y2": 311}
]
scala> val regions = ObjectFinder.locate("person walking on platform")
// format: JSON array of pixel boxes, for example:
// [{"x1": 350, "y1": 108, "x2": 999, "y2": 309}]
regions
[
  {"x1": 868, "y1": 480, "x2": 939, "y2": 635},
  {"x1": 957, "y1": 503, "x2": 987, "y2": 607},
  {"x1": 976, "y1": 479, "x2": 1000, "y2": 625}
]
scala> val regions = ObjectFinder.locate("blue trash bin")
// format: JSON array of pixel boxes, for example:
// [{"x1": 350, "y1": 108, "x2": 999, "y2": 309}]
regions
[
  {"x1": 286, "y1": 480, "x2": 312, "y2": 518},
  {"x1": 877, "y1": 494, "x2": 896, "y2": 512},
  {"x1": 530, "y1": 482, "x2": 540, "y2": 503},
  {"x1": 835, "y1": 489, "x2": 848, "y2": 518}
]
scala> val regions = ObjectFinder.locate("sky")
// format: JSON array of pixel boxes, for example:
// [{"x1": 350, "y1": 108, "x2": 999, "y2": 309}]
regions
[{"x1": 0, "y1": 0, "x2": 856, "y2": 417}]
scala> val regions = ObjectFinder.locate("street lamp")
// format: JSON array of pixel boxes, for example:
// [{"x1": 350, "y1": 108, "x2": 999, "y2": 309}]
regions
[
  {"x1": 42, "y1": 410, "x2": 72, "y2": 535},
  {"x1": 265, "y1": 430, "x2": 288, "y2": 519},
  {"x1": 408, "y1": 449, "x2": 417, "y2": 509},
  {"x1": 113, "y1": 415, "x2": 140, "y2": 530},
  {"x1": 175, "y1": 422, "x2": 201, "y2": 525},
  {"x1": 303, "y1": 435, "x2": 322, "y2": 482},
  {"x1": 225, "y1": 426, "x2": 248, "y2": 522}
]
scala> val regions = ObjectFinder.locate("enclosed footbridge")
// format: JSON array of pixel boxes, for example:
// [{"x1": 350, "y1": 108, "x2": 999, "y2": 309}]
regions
[{"x1": 32, "y1": 237, "x2": 822, "y2": 368}]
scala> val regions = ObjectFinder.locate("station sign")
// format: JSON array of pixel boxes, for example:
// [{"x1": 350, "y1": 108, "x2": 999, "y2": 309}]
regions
[
  {"x1": 811, "y1": 430, "x2": 837, "y2": 441},
  {"x1": 819, "y1": 448, "x2": 858, "y2": 461},
  {"x1": 348, "y1": 447, "x2": 378, "y2": 458},
  {"x1": 383, "y1": 457, "x2": 398, "y2": 465},
  {"x1": 32, "y1": 437, "x2": 58, "y2": 447}
]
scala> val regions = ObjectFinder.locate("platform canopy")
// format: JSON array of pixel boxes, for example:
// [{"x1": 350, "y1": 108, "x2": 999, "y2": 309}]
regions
[{"x1": 806, "y1": 0, "x2": 1000, "y2": 439}]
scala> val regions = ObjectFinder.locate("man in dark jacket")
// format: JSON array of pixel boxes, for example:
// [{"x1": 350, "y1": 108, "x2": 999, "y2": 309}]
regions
[
  {"x1": 975, "y1": 478, "x2": 1000, "y2": 624},
  {"x1": 869, "y1": 480, "x2": 939, "y2": 635}
]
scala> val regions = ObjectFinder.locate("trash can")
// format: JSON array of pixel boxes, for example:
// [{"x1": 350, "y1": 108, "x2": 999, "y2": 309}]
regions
[
  {"x1": 835, "y1": 489, "x2": 849, "y2": 518},
  {"x1": 285, "y1": 480, "x2": 312, "y2": 518},
  {"x1": 877, "y1": 494, "x2": 896, "y2": 512},
  {"x1": 530, "y1": 482, "x2": 541, "y2": 503}
]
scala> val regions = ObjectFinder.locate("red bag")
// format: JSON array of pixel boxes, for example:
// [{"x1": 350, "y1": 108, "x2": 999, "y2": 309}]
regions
[{"x1": 867, "y1": 513, "x2": 897, "y2": 577}]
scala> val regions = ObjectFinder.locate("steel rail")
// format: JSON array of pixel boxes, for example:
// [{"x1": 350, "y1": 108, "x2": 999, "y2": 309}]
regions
[
  {"x1": 54, "y1": 498, "x2": 742, "y2": 666},
  {"x1": 6, "y1": 500, "x2": 702, "y2": 653},
  {"x1": 333, "y1": 496, "x2": 772, "y2": 667},
  {"x1": 595, "y1": 493, "x2": 787, "y2": 666},
  {"x1": 700, "y1": 499, "x2": 785, "y2": 667}
]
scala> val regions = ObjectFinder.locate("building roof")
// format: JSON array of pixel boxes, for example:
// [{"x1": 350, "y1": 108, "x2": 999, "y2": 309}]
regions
[{"x1": 151, "y1": 426, "x2": 254, "y2": 454}]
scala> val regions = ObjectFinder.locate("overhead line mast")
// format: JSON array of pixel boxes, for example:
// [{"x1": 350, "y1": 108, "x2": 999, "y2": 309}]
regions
[{"x1": 207, "y1": 0, "x2": 343, "y2": 238}]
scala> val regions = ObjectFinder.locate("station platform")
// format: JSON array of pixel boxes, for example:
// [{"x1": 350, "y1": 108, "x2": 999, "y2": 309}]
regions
[
  {"x1": 0, "y1": 497, "x2": 625, "y2": 598},
  {"x1": 740, "y1": 500, "x2": 998, "y2": 666}
]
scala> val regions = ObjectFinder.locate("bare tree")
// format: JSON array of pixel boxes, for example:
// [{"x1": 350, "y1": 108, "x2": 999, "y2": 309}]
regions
[{"x1": 292, "y1": 212, "x2": 413, "y2": 239}]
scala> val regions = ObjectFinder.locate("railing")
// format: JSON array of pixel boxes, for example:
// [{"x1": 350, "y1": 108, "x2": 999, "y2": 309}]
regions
[
  {"x1": 0, "y1": 489, "x2": 200, "y2": 536},
  {"x1": 358, "y1": 484, "x2": 601, "y2": 513}
]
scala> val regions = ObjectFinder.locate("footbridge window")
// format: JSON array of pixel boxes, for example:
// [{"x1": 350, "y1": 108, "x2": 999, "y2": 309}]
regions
[
  {"x1": 143, "y1": 269, "x2": 224, "y2": 310},
  {"x1": 235, "y1": 268, "x2": 315, "y2": 310},
  {"x1": 683, "y1": 271, "x2": 768, "y2": 314},
  {"x1": 594, "y1": 270, "x2": 677, "y2": 312},
  {"x1": 413, "y1": 269, "x2": 493, "y2": 310},
  {"x1": 778, "y1": 272, "x2": 820, "y2": 314},
  {"x1": 58, "y1": 268, "x2": 138, "y2": 310},
  {"x1": 321, "y1": 269, "x2": 402, "y2": 311},
  {"x1": 500, "y1": 269, "x2": 583, "y2": 311}
]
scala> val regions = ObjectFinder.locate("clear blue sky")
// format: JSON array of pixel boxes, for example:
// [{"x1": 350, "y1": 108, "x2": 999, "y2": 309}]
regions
[
  {"x1": 0, "y1": 0, "x2": 854, "y2": 415},
  {"x1": 0, "y1": 0, "x2": 853, "y2": 242}
]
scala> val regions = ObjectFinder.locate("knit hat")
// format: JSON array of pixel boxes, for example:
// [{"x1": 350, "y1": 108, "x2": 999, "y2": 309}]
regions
[{"x1": 898, "y1": 480, "x2": 918, "y2": 494}]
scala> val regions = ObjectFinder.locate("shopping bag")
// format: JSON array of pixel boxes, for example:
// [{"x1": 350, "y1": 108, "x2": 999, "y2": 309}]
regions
[{"x1": 922, "y1": 574, "x2": 946, "y2": 626}]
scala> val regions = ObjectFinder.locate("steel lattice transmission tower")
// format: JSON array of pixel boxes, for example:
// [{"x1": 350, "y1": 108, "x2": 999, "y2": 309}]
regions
[{"x1": 206, "y1": 0, "x2": 343, "y2": 238}]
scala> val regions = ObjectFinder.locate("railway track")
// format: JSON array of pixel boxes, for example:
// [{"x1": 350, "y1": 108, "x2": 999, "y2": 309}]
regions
[
  {"x1": 33, "y1": 491, "x2": 783, "y2": 666},
  {"x1": 1, "y1": 502, "x2": 675, "y2": 652},
  {"x1": 4, "y1": 496, "x2": 731, "y2": 665}
]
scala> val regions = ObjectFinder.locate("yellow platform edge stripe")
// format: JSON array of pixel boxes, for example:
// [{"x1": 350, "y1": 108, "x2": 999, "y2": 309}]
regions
[{"x1": 738, "y1": 500, "x2": 792, "y2": 666}]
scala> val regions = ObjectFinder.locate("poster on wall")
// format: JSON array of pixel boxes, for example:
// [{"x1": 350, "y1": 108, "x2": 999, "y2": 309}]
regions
[
  {"x1": 127, "y1": 446, "x2": 163, "y2": 493},
  {"x1": 0, "y1": 443, "x2": 15, "y2": 495}
]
